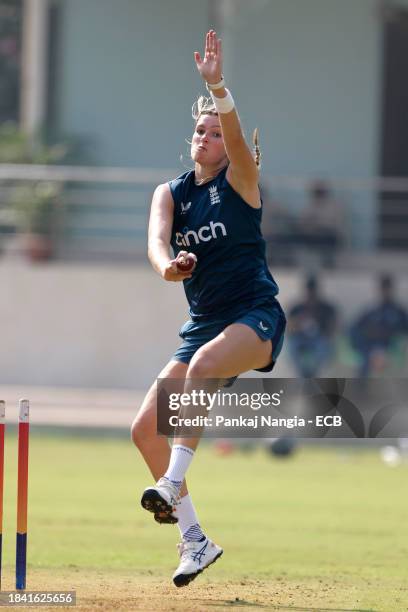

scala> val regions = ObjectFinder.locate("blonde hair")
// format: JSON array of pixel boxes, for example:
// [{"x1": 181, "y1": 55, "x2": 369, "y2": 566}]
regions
[
  {"x1": 192, "y1": 95, "x2": 262, "y2": 169},
  {"x1": 192, "y1": 95, "x2": 218, "y2": 121}
]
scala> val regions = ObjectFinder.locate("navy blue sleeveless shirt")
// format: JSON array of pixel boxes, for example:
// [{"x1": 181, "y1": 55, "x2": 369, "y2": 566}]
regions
[{"x1": 169, "y1": 167, "x2": 279, "y2": 320}]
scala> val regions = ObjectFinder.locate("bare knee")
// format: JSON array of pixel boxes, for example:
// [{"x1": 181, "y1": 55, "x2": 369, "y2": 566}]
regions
[
  {"x1": 187, "y1": 352, "x2": 218, "y2": 379},
  {"x1": 132, "y1": 362, "x2": 188, "y2": 448},
  {"x1": 131, "y1": 409, "x2": 155, "y2": 448}
]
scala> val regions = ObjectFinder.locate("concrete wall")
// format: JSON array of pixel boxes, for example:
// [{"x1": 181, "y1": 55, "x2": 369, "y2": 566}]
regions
[
  {"x1": 54, "y1": 0, "x2": 209, "y2": 167},
  {"x1": 0, "y1": 260, "x2": 187, "y2": 389},
  {"x1": 226, "y1": 0, "x2": 381, "y2": 180},
  {"x1": 2, "y1": 260, "x2": 408, "y2": 390}
]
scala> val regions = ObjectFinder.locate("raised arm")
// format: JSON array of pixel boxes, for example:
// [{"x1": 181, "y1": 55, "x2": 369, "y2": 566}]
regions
[
  {"x1": 194, "y1": 30, "x2": 260, "y2": 207},
  {"x1": 148, "y1": 183, "x2": 195, "y2": 282}
]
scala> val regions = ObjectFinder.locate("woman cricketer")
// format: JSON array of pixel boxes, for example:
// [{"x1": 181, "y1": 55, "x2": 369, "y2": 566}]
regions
[{"x1": 131, "y1": 30, "x2": 286, "y2": 587}]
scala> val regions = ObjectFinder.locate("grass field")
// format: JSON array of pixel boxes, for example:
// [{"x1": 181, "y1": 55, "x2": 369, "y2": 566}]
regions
[{"x1": 0, "y1": 431, "x2": 407, "y2": 611}]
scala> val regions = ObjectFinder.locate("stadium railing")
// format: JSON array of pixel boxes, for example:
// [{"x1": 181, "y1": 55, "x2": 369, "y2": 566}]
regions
[{"x1": 0, "y1": 164, "x2": 407, "y2": 265}]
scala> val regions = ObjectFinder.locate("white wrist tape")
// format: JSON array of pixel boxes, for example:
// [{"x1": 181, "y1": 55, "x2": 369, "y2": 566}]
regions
[
  {"x1": 206, "y1": 76, "x2": 225, "y2": 91},
  {"x1": 210, "y1": 88, "x2": 235, "y2": 114}
]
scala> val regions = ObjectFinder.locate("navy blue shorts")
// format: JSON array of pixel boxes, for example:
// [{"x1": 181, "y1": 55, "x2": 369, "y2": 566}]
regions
[{"x1": 173, "y1": 298, "x2": 286, "y2": 373}]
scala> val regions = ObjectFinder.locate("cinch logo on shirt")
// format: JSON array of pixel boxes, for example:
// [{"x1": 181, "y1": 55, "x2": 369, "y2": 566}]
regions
[{"x1": 175, "y1": 221, "x2": 227, "y2": 247}]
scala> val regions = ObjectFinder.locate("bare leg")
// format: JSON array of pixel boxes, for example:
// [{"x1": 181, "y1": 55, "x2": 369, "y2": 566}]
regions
[
  {"x1": 175, "y1": 323, "x2": 273, "y2": 451},
  {"x1": 131, "y1": 360, "x2": 189, "y2": 497}
]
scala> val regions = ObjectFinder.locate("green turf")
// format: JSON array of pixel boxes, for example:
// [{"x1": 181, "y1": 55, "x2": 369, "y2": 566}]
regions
[{"x1": 1, "y1": 432, "x2": 407, "y2": 610}]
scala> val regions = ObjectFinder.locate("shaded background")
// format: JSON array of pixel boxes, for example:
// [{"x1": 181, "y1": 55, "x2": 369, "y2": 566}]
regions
[
  {"x1": 0, "y1": 3, "x2": 407, "y2": 608},
  {"x1": 1, "y1": 0, "x2": 408, "y2": 390}
]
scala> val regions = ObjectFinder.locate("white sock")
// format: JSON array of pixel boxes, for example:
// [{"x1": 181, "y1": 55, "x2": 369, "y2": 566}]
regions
[
  {"x1": 174, "y1": 494, "x2": 205, "y2": 542},
  {"x1": 164, "y1": 444, "x2": 195, "y2": 492}
]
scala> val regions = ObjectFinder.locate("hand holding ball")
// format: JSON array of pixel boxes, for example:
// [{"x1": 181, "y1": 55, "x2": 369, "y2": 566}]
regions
[
  {"x1": 176, "y1": 252, "x2": 197, "y2": 273},
  {"x1": 162, "y1": 252, "x2": 197, "y2": 282}
]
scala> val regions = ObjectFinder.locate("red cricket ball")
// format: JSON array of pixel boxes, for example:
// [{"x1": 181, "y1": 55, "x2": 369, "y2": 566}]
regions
[{"x1": 176, "y1": 254, "x2": 196, "y2": 273}]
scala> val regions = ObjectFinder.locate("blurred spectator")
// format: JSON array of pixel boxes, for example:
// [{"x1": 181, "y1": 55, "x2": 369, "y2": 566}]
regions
[
  {"x1": 260, "y1": 182, "x2": 297, "y2": 266},
  {"x1": 349, "y1": 275, "x2": 408, "y2": 377},
  {"x1": 299, "y1": 180, "x2": 344, "y2": 267},
  {"x1": 288, "y1": 276, "x2": 337, "y2": 377}
]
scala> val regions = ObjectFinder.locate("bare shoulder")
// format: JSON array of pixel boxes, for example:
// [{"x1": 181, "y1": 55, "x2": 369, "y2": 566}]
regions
[
  {"x1": 153, "y1": 182, "x2": 172, "y2": 199},
  {"x1": 226, "y1": 166, "x2": 261, "y2": 209},
  {"x1": 152, "y1": 182, "x2": 174, "y2": 209}
]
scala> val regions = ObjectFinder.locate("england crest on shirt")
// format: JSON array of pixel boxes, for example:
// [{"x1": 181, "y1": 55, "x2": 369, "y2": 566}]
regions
[{"x1": 209, "y1": 185, "x2": 221, "y2": 205}]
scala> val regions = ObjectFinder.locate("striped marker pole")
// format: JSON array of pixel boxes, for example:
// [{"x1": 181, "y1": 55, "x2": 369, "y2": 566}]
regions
[
  {"x1": 16, "y1": 399, "x2": 29, "y2": 590},
  {"x1": 0, "y1": 401, "x2": 5, "y2": 591}
]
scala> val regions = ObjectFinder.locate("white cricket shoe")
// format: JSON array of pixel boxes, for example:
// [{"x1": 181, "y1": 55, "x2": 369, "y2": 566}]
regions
[
  {"x1": 172, "y1": 538, "x2": 223, "y2": 587},
  {"x1": 141, "y1": 477, "x2": 179, "y2": 524}
]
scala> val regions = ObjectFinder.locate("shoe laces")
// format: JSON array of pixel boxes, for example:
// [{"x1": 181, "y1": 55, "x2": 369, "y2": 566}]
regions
[{"x1": 177, "y1": 539, "x2": 207, "y2": 560}]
